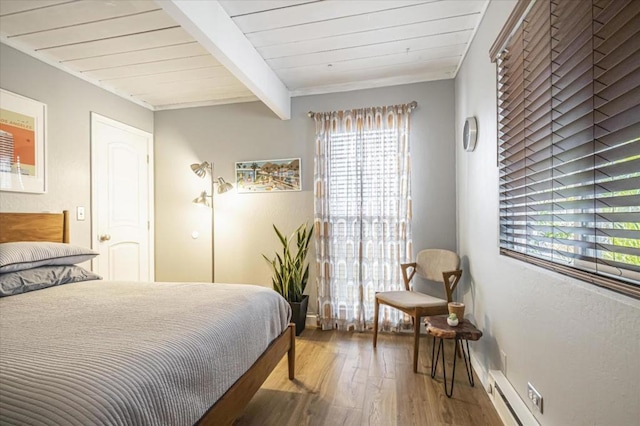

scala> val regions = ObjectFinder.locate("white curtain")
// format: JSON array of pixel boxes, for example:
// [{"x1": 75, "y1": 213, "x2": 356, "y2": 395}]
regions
[{"x1": 313, "y1": 104, "x2": 413, "y2": 331}]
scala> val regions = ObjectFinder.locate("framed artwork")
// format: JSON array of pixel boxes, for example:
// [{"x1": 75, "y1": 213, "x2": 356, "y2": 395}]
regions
[
  {"x1": 0, "y1": 89, "x2": 47, "y2": 193},
  {"x1": 235, "y1": 158, "x2": 301, "y2": 193}
]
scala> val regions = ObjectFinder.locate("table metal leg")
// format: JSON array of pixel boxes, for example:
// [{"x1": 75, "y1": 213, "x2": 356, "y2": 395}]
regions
[
  {"x1": 429, "y1": 337, "x2": 476, "y2": 398},
  {"x1": 461, "y1": 339, "x2": 475, "y2": 387},
  {"x1": 430, "y1": 335, "x2": 439, "y2": 378},
  {"x1": 431, "y1": 337, "x2": 455, "y2": 397}
]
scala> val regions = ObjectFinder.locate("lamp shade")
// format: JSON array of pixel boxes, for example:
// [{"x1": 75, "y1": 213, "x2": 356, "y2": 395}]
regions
[
  {"x1": 193, "y1": 191, "x2": 211, "y2": 207},
  {"x1": 190, "y1": 162, "x2": 211, "y2": 178},
  {"x1": 216, "y1": 177, "x2": 233, "y2": 194}
]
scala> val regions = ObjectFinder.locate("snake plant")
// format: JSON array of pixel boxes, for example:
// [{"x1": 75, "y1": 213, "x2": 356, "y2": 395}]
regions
[{"x1": 262, "y1": 223, "x2": 313, "y2": 303}]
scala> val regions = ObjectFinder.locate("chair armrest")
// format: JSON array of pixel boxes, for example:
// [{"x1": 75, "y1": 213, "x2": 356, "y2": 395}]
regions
[
  {"x1": 401, "y1": 262, "x2": 417, "y2": 291},
  {"x1": 441, "y1": 269, "x2": 463, "y2": 302}
]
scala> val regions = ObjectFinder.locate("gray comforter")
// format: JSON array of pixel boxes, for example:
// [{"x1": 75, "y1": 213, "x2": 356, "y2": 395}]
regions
[{"x1": 0, "y1": 281, "x2": 291, "y2": 425}]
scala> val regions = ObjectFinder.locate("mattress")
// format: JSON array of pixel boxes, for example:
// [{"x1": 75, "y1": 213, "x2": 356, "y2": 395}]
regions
[{"x1": 0, "y1": 280, "x2": 291, "y2": 425}]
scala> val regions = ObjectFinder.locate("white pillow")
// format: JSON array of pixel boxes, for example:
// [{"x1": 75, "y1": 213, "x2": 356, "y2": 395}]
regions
[{"x1": 0, "y1": 242, "x2": 98, "y2": 273}]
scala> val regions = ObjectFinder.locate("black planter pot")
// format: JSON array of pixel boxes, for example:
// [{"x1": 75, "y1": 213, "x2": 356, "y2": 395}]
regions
[{"x1": 289, "y1": 295, "x2": 309, "y2": 336}]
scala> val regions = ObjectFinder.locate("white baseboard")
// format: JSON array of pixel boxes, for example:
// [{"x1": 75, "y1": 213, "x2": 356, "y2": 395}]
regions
[
  {"x1": 305, "y1": 314, "x2": 317, "y2": 327},
  {"x1": 470, "y1": 350, "x2": 540, "y2": 426},
  {"x1": 469, "y1": 348, "x2": 490, "y2": 390}
]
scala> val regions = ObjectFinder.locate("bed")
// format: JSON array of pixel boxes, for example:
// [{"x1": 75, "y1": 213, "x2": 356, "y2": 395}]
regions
[{"x1": 0, "y1": 211, "x2": 295, "y2": 425}]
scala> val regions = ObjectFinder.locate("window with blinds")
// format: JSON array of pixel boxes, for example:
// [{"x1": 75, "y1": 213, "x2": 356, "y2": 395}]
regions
[
  {"x1": 328, "y1": 129, "x2": 400, "y2": 219},
  {"x1": 493, "y1": 0, "x2": 640, "y2": 298}
]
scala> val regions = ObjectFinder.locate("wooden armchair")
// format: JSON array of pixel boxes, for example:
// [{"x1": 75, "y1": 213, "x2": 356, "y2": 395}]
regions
[{"x1": 373, "y1": 249, "x2": 462, "y2": 373}]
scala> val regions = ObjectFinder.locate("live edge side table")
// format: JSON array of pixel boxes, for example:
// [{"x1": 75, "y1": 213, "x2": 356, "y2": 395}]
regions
[{"x1": 425, "y1": 315, "x2": 483, "y2": 398}]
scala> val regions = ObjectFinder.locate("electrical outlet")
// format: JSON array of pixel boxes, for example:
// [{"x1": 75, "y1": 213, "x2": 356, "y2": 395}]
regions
[
  {"x1": 527, "y1": 382, "x2": 543, "y2": 413},
  {"x1": 76, "y1": 206, "x2": 85, "y2": 221}
]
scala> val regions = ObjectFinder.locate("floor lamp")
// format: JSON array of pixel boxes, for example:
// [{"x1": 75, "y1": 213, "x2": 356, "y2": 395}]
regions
[{"x1": 191, "y1": 161, "x2": 233, "y2": 282}]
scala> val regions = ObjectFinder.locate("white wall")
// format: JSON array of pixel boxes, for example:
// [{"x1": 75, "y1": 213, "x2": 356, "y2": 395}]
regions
[
  {"x1": 154, "y1": 80, "x2": 457, "y2": 313},
  {"x1": 0, "y1": 44, "x2": 154, "y2": 247},
  {"x1": 454, "y1": 2, "x2": 640, "y2": 425}
]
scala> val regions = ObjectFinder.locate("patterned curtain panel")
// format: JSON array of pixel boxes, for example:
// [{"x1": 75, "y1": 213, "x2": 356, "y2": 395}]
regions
[{"x1": 313, "y1": 104, "x2": 413, "y2": 331}]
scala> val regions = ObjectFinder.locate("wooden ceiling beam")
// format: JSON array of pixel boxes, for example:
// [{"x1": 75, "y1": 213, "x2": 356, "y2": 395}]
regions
[{"x1": 156, "y1": 0, "x2": 291, "y2": 120}]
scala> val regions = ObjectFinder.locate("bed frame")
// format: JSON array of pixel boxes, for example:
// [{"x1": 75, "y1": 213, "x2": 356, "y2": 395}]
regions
[
  {"x1": 0, "y1": 210, "x2": 70, "y2": 243},
  {"x1": 0, "y1": 210, "x2": 295, "y2": 426}
]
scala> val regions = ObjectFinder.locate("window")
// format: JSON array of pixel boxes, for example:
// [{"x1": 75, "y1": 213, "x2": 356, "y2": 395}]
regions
[
  {"x1": 491, "y1": 0, "x2": 640, "y2": 298},
  {"x1": 328, "y1": 128, "x2": 401, "y2": 220},
  {"x1": 313, "y1": 105, "x2": 413, "y2": 330}
]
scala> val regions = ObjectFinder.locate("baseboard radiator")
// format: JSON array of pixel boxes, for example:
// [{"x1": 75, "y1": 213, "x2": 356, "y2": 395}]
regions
[{"x1": 488, "y1": 370, "x2": 539, "y2": 426}]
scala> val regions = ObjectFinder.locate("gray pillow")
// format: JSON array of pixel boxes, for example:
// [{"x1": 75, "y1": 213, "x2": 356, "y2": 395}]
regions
[
  {"x1": 0, "y1": 242, "x2": 98, "y2": 273},
  {"x1": 0, "y1": 265, "x2": 102, "y2": 297}
]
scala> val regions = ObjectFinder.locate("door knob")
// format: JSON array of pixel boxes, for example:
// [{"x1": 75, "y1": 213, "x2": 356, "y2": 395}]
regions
[{"x1": 99, "y1": 234, "x2": 111, "y2": 242}]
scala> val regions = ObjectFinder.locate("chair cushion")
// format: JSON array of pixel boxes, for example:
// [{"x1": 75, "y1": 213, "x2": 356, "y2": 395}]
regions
[{"x1": 376, "y1": 291, "x2": 447, "y2": 309}]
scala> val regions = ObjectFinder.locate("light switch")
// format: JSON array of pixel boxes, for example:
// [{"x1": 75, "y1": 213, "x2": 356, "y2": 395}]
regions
[{"x1": 77, "y1": 206, "x2": 86, "y2": 221}]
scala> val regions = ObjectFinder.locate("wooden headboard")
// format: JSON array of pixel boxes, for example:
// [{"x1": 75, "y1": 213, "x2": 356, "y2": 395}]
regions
[{"x1": 0, "y1": 211, "x2": 70, "y2": 243}]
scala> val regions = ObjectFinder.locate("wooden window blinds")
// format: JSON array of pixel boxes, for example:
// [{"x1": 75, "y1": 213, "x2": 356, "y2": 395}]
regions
[{"x1": 491, "y1": 0, "x2": 640, "y2": 298}]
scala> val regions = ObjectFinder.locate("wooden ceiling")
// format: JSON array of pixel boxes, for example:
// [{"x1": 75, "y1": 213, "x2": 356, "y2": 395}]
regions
[{"x1": 0, "y1": 0, "x2": 488, "y2": 116}]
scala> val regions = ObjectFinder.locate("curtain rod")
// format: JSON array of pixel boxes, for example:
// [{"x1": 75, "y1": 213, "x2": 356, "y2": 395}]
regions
[{"x1": 307, "y1": 100, "x2": 418, "y2": 118}]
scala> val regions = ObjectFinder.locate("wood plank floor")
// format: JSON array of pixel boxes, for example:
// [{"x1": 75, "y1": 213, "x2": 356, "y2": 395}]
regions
[{"x1": 235, "y1": 328, "x2": 503, "y2": 426}]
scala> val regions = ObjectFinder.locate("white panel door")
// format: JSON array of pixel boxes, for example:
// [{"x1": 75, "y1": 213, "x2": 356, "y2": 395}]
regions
[{"x1": 91, "y1": 113, "x2": 153, "y2": 281}]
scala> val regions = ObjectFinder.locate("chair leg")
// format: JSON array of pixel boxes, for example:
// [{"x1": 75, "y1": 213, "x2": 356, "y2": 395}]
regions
[
  {"x1": 373, "y1": 297, "x2": 379, "y2": 348},
  {"x1": 413, "y1": 314, "x2": 420, "y2": 373}
]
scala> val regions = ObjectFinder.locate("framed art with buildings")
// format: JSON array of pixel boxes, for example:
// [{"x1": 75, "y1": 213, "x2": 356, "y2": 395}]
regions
[
  {"x1": 0, "y1": 89, "x2": 47, "y2": 193},
  {"x1": 235, "y1": 158, "x2": 301, "y2": 193}
]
